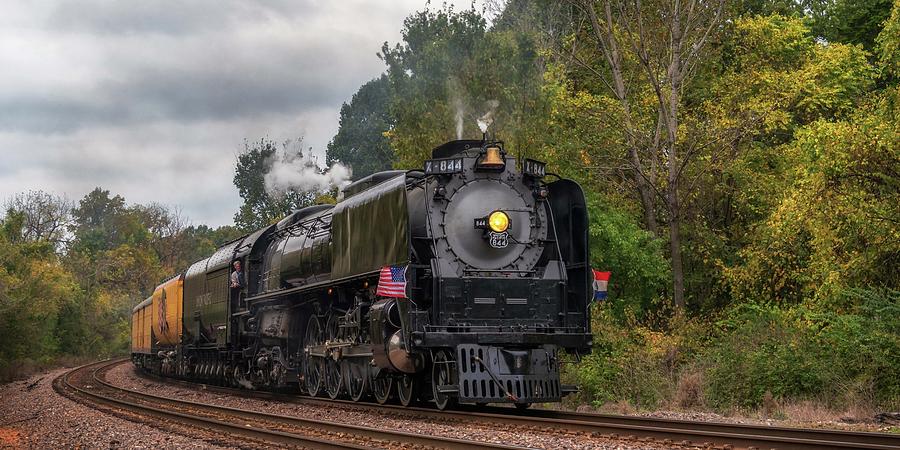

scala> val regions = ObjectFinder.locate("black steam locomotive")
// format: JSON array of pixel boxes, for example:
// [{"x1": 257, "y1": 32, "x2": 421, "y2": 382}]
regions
[{"x1": 132, "y1": 139, "x2": 592, "y2": 409}]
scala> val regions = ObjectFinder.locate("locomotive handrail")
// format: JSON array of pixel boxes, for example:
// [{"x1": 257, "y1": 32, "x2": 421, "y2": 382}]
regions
[
  {"x1": 244, "y1": 269, "x2": 382, "y2": 303},
  {"x1": 274, "y1": 213, "x2": 332, "y2": 239}
]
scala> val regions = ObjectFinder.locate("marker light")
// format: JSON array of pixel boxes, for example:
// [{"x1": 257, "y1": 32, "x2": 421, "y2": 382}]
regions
[{"x1": 488, "y1": 211, "x2": 510, "y2": 233}]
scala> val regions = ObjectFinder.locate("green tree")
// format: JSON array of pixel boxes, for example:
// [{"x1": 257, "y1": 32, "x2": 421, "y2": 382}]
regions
[
  {"x1": 61, "y1": 189, "x2": 171, "y2": 355},
  {"x1": 0, "y1": 211, "x2": 79, "y2": 367},
  {"x1": 813, "y1": 0, "x2": 894, "y2": 50},
  {"x1": 326, "y1": 75, "x2": 394, "y2": 179},
  {"x1": 877, "y1": 0, "x2": 900, "y2": 78},
  {"x1": 233, "y1": 138, "x2": 316, "y2": 231},
  {"x1": 381, "y1": 5, "x2": 548, "y2": 167},
  {"x1": 69, "y1": 188, "x2": 138, "y2": 255},
  {"x1": 727, "y1": 88, "x2": 900, "y2": 303},
  {"x1": 544, "y1": 0, "x2": 727, "y2": 310},
  {"x1": 67, "y1": 188, "x2": 162, "y2": 286}
]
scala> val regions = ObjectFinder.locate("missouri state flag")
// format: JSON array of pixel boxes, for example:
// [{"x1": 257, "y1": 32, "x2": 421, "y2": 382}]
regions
[
  {"x1": 377, "y1": 265, "x2": 408, "y2": 298},
  {"x1": 592, "y1": 269, "x2": 611, "y2": 301}
]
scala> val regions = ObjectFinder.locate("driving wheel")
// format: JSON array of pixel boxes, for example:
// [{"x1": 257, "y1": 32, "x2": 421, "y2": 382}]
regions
[
  {"x1": 397, "y1": 374, "x2": 416, "y2": 407},
  {"x1": 431, "y1": 349, "x2": 457, "y2": 410},
  {"x1": 324, "y1": 313, "x2": 343, "y2": 399},
  {"x1": 342, "y1": 359, "x2": 368, "y2": 402},
  {"x1": 303, "y1": 315, "x2": 324, "y2": 397}
]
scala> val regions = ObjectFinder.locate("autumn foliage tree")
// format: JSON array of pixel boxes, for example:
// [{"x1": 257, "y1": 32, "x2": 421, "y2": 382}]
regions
[
  {"x1": 352, "y1": 1, "x2": 900, "y2": 409},
  {"x1": 326, "y1": 75, "x2": 395, "y2": 180}
]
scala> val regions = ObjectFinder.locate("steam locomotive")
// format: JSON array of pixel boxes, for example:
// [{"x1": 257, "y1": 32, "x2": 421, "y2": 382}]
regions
[{"x1": 132, "y1": 139, "x2": 592, "y2": 409}]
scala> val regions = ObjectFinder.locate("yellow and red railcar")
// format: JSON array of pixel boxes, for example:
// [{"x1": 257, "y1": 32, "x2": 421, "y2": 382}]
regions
[{"x1": 131, "y1": 275, "x2": 184, "y2": 373}]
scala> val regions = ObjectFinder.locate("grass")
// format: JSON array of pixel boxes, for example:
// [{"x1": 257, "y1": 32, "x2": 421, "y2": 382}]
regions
[{"x1": 0, "y1": 355, "x2": 97, "y2": 384}]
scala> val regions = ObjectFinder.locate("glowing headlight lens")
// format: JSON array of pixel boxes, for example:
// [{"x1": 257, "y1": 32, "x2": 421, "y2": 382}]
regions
[{"x1": 488, "y1": 211, "x2": 510, "y2": 233}]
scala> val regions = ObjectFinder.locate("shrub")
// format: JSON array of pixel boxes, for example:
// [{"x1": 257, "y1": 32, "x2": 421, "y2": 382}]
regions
[
  {"x1": 702, "y1": 290, "x2": 900, "y2": 409},
  {"x1": 571, "y1": 289, "x2": 900, "y2": 413}
]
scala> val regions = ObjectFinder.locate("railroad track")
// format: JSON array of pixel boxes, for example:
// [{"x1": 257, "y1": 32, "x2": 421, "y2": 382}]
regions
[
  {"x1": 54, "y1": 358, "x2": 525, "y2": 449},
  {"x1": 132, "y1": 361, "x2": 900, "y2": 450}
]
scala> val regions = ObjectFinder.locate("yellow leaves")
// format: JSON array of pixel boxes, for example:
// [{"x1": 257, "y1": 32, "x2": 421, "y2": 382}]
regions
[
  {"x1": 729, "y1": 91, "x2": 900, "y2": 304},
  {"x1": 794, "y1": 43, "x2": 876, "y2": 121},
  {"x1": 580, "y1": 149, "x2": 592, "y2": 166},
  {"x1": 733, "y1": 15, "x2": 814, "y2": 71}
]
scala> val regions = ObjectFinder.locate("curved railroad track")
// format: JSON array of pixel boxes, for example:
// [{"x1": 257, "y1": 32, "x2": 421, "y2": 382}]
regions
[
  {"x1": 131, "y1": 360, "x2": 900, "y2": 450},
  {"x1": 54, "y1": 358, "x2": 525, "y2": 449}
]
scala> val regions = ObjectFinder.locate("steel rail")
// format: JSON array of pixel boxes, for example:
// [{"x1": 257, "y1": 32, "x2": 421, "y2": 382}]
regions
[
  {"x1": 272, "y1": 397, "x2": 900, "y2": 450},
  {"x1": 60, "y1": 359, "x2": 526, "y2": 450},
  {"x1": 136, "y1": 362, "x2": 900, "y2": 450},
  {"x1": 56, "y1": 359, "x2": 365, "y2": 449},
  {"x1": 496, "y1": 407, "x2": 900, "y2": 450}
]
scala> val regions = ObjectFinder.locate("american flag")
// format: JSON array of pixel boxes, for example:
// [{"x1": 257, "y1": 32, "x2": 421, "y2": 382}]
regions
[{"x1": 377, "y1": 265, "x2": 408, "y2": 298}]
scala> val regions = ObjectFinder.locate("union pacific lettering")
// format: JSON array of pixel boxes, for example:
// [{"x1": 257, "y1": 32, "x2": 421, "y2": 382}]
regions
[{"x1": 196, "y1": 292, "x2": 214, "y2": 307}]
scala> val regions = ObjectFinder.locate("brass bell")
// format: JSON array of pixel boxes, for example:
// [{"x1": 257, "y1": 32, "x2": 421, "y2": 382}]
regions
[{"x1": 480, "y1": 146, "x2": 505, "y2": 168}]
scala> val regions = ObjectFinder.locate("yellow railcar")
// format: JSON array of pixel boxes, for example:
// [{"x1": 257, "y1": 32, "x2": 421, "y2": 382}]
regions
[
  {"x1": 143, "y1": 300, "x2": 152, "y2": 351},
  {"x1": 130, "y1": 305, "x2": 138, "y2": 352},
  {"x1": 152, "y1": 274, "x2": 184, "y2": 347},
  {"x1": 131, "y1": 297, "x2": 152, "y2": 354}
]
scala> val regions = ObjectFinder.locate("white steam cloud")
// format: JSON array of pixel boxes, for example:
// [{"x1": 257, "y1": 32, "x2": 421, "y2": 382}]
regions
[
  {"x1": 447, "y1": 78, "x2": 500, "y2": 139},
  {"x1": 264, "y1": 150, "x2": 352, "y2": 196},
  {"x1": 451, "y1": 87, "x2": 466, "y2": 140},
  {"x1": 455, "y1": 102, "x2": 465, "y2": 140},
  {"x1": 477, "y1": 99, "x2": 500, "y2": 134}
]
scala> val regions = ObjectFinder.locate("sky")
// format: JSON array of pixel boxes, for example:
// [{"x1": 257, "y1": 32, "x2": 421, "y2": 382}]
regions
[{"x1": 0, "y1": 0, "x2": 482, "y2": 226}]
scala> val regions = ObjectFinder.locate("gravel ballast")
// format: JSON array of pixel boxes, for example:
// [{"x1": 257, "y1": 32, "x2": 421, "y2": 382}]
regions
[
  {"x1": 0, "y1": 361, "x2": 695, "y2": 449},
  {"x1": 0, "y1": 367, "x2": 235, "y2": 449},
  {"x1": 104, "y1": 361, "x2": 674, "y2": 449}
]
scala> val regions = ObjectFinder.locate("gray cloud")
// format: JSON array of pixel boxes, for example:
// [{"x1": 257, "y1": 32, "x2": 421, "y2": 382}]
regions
[
  {"x1": 1, "y1": 1, "x2": 382, "y2": 134},
  {"x1": 47, "y1": 0, "x2": 321, "y2": 36},
  {"x1": 0, "y1": 0, "x2": 479, "y2": 226}
]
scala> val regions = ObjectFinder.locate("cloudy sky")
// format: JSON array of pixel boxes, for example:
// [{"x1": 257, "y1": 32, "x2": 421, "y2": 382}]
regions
[{"x1": 0, "y1": 0, "x2": 480, "y2": 226}]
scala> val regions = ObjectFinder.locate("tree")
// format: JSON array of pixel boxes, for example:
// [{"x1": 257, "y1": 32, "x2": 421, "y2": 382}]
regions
[
  {"x1": 0, "y1": 212, "x2": 79, "y2": 365},
  {"x1": 812, "y1": 0, "x2": 894, "y2": 50},
  {"x1": 727, "y1": 88, "x2": 900, "y2": 303},
  {"x1": 233, "y1": 138, "x2": 316, "y2": 231},
  {"x1": 561, "y1": 0, "x2": 726, "y2": 310},
  {"x1": 3, "y1": 190, "x2": 73, "y2": 250},
  {"x1": 69, "y1": 187, "x2": 148, "y2": 256},
  {"x1": 326, "y1": 75, "x2": 395, "y2": 180},
  {"x1": 381, "y1": 5, "x2": 548, "y2": 167},
  {"x1": 130, "y1": 203, "x2": 188, "y2": 272},
  {"x1": 380, "y1": 6, "x2": 488, "y2": 167},
  {"x1": 877, "y1": 0, "x2": 900, "y2": 79},
  {"x1": 542, "y1": 6, "x2": 874, "y2": 312}
]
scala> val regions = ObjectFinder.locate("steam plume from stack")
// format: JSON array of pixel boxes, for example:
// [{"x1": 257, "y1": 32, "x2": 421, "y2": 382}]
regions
[{"x1": 264, "y1": 151, "x2": 352, "y2": 196}]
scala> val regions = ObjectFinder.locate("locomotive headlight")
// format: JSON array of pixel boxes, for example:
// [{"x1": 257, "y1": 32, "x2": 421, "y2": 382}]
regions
[{"x1": 488, "y1": 211, "x2": 510, "y2": 233}]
